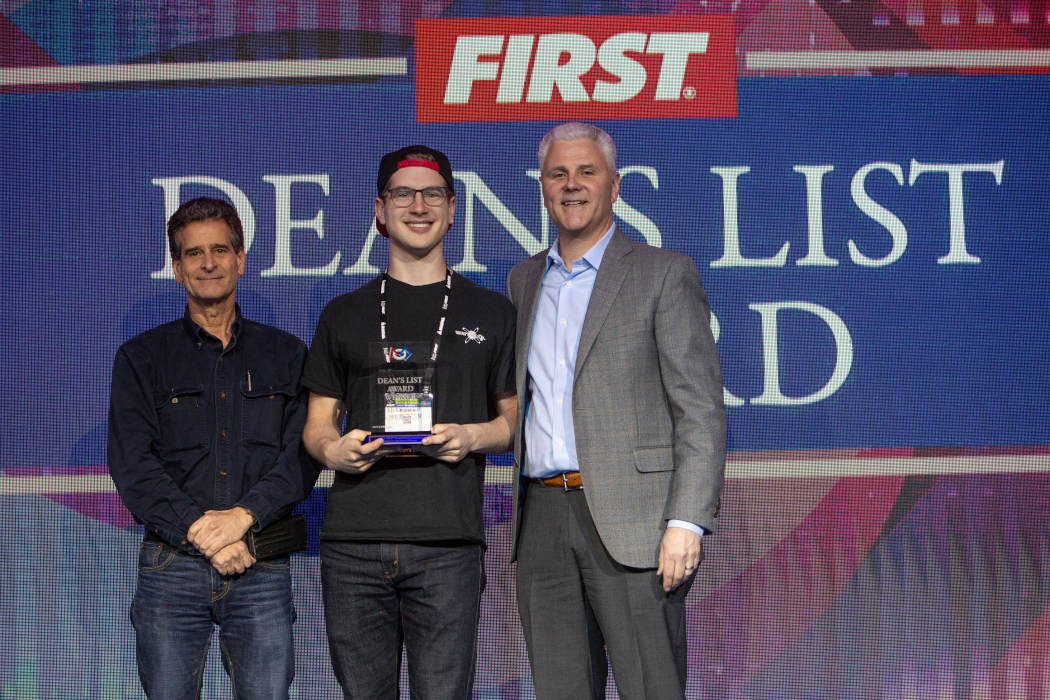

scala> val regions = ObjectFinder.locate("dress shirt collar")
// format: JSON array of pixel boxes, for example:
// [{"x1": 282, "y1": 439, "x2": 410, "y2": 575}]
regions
[
  {"x1": 182, "y1": 303, "x2": 243, "y2": 344},
  {"x1": 546, "y1": 223, "x2": 616, "y2": 273}
]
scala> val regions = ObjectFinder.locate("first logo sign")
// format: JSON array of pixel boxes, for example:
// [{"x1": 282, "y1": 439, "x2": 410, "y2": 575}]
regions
[{"x1": 416, "y1": 15, "x2": 737, "y2": 123}]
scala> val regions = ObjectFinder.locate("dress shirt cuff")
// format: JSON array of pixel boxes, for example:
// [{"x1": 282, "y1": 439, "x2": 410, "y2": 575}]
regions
[
  {"x1": 667, "y1": 519, "x2": 705, "y2": 537},
  {"x1": 235, "y1": 493, "x2": 274, "y2": 533},
  {"x1": 149, "y1": 505, "x2": 205, "y2": 554}
]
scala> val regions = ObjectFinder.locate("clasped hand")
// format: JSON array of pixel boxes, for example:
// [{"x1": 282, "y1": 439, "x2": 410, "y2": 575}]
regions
[{"x1": 187, "y1": 506, "x2": 257, "y2": 575}]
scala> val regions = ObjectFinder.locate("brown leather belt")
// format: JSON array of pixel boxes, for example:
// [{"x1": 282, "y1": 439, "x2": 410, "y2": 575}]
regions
[{"x1": 525, "y1": 471, "x2": 582, "y2": 490}]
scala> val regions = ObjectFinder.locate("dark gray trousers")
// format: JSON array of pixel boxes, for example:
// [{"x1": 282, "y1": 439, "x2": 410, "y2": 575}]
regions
[{"x1": 515, "y1": 483, "x2": 693, "y2": 700}]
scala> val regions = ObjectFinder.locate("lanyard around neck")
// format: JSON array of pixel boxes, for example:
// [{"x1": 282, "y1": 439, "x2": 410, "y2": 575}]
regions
[{"x1": 379, "y1": 268, "x2": 452, "y2": 395}]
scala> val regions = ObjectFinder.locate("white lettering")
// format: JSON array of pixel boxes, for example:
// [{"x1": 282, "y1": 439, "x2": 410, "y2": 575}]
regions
[
  {"x1": 710, "y1": 166, "x2": 790, "y2": 268},
  {"x1": 444, "y1": 35, "x2": 504, "y2": 104},
  {"x1": 150, "y1": 176, "x2": 256, "y2": 280},
  {"x1": 260, "y1": 174, "x2": 341, "y2": 277},
  {"x1": 909, "y1": 159, "x2": 1004, "y2": 264},
  {"x1": 793, "y1": 165, "x2": 839, "y2": 266},
  {"x1": 454, "y1": 170, "x2": 546, "y2": 269},
  {"x1": 709, "y1": 310, "x2": 745, "y2": 407},
  {"x1": 525, "y1": 169, "x2": 551, "y2": 249},
  {"x1": 849, "y1": 162, "x2": 908, "y2": 267},
  {"x1": 612, "y1": 166, "x2": 662, "y2": 247},
  {"x1": 646, "y1": 32, "x2": 709, "y2": 100},
  {"x1": 342, "y1": 220, "x2": 383, "y2": 276},
  {"x1": 526, "y1": 33, "x2": 596, "y2": 103},
  {"x1": 750, "y1": 301, "x2": 854, "y2": 406},
  {"x1": 593, "y1": 32, "x2": 648, "y2": 103},
  {"x1": 496, "y1": 34, "x2": 535, "y2": 103}
]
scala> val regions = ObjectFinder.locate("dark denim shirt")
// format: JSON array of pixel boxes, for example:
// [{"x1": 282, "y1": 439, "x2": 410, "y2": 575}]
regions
[{"x1": 108, "y1": 307, "x2": 317, "y2": 553}]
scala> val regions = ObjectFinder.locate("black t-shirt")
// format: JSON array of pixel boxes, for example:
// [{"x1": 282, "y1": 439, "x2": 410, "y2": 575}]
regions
[{"x1": 302, "y1": 272, "x2": 516, "y2": 545}]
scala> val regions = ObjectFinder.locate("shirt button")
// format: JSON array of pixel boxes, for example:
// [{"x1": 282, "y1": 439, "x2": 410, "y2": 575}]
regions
[
  {"x1": 557, "y1": 398, "x2": 563, "y2": 405},
  {"x1": 220, "y1": 357, "x2": 224, "y2": 363},
  {"x1": 220, "y1": 392, "x2": 226, "y2": 399},
  {"x1": 171, "y1": 398, "x2": 178, "y2": 404},
  {"x1": 181, "y1": 539, "x2": 187, "y2": 545},
  {"x1": 566, "y1": 281, "x2": 572, "y2": 287},
  {"x1": 557, "y1": 439, "x2": 564, "y2": 445},
  {"x1": 559, "y1": 360, "x2": 565, "y2": 366},
  {"x1": 221, "y1": 471, "x2": 227, "y2": 476},
  {"x1": 222, "y1": 430, "x2": 227, "y2": 438},
  {"x1": 561, "y1": 319, "x2": 567, "y2": 325}
]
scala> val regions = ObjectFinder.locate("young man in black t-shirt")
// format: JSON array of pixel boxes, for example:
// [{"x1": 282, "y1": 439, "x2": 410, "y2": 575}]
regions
[{"x1": 302, "y1": 146, "x2": 516, "y2": 699}]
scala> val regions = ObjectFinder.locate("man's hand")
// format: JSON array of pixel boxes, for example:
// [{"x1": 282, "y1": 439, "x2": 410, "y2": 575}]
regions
[
  {"x1": 419, "y1": 423, "x2": 481, "y2": 463},
  {"x1": 209, "y1": 541, "x2": 256, "y2": 576},
  {"x1": 187, "y1": 506, "x2": 255, "y2": 558},
  {"x1": 656, "y1": 526, "x2": 704, "y2": 593},
  {"x1": 323, "y1": 429, "x2": 396, "y2": 473},
  {"x1": 416, "y1": 393, "x2": 517, "y2": 463}
]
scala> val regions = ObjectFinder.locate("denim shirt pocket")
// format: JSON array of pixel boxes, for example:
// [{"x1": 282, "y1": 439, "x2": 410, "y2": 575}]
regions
[
  {"x1": 153, "y1": 385, "x2": 206, "y2": 455},
  {"x1": 241, "y1": 381, "x2": 296, "y2": 448}
]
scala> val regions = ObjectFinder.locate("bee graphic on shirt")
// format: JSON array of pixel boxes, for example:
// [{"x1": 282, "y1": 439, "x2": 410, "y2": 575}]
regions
[{"x1": 455, "y1": 327, "x2": 485, "y2": 345}]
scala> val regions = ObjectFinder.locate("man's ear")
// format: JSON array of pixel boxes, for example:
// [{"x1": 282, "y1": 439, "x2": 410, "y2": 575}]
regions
[
  {"x1": 172, "y1": 255, "x2": 184, "y2": 285},
  {"x1": 374, "y1": 196, "x2": 386, "y2": 226}
]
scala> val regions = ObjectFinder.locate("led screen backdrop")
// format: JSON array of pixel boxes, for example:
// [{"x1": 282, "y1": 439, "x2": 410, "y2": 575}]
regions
[{"x1": 2, "y1": 1, "x2": 1049, "y2": 698}]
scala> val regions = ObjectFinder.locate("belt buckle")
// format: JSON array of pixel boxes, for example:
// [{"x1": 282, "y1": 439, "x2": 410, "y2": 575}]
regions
[{"x1": 561, "y1": 472, "x2": 581, "y2": 492}]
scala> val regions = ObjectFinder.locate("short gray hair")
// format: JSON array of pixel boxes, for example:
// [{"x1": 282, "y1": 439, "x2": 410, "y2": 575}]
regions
[{"x1": 537, "y1": 122, "x2": 617, "y2": 173}]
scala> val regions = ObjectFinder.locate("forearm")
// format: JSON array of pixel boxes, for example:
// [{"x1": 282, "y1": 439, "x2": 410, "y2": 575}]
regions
[
  {"x1": 238, "y1": 397, "x2": 321, "y2": 529},
  {"x1": 303, "y1": 413, "x2": 343, "y2": 467},
  {"x1": 656, "y1": 258, "x2": 727, "y2": 529},
  {"x1": 234, "y1": 452, "x2": 314, "y2": 530},
  {"x1": 118, "y1": 472, "x2": 206, "y2": 546},
  {"x1": 470, "y1": 392, "x2": 517, "y2": 454},
  {"x1": 464, "y1": 413, "x2": 514, "y2": 455},
  {"x1": 109, "y1": 348, "x2": 206, "y2": 546}
]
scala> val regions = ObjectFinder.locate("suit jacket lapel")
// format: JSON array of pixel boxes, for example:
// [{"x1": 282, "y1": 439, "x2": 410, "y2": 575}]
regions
[
  {"x1": 574, "y1": 229, "x2": 633, "y2": 381},
  {"x1": 515, "y1": 255, "x2": 546, "y2": 392}
]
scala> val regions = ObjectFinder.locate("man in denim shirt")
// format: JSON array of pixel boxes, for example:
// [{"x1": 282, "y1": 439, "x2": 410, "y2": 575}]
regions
[{"x1": 108, "y1": 197, "x2": 317, "y2": 700}]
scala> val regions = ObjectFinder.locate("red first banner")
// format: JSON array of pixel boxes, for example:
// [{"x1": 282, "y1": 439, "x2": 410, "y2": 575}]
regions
[{"x1": 416, "y1": 15, "x2": 737, "y2": 123}]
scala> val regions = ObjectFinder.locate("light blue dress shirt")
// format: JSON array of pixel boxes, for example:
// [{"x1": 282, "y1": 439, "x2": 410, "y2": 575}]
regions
[{"x1": 523, "y1": 225, "x2": 702, "y2": 537}]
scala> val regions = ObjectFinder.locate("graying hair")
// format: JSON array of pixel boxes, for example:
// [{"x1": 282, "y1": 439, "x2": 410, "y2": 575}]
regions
[{"x1": 537, "y1": 122, "x2": 617, "y2": 173}]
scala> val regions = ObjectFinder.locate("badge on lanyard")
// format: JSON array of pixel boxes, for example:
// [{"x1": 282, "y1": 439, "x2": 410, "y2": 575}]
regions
[
  {"x1": 374, "y1": 363, "x2": 433, "y2": 433},
  {"x1": 365, "y1": 269, "x2": 451, "y2": 445}
]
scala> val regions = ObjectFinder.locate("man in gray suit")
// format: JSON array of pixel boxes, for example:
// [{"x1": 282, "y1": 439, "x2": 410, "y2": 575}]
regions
[{"x1": 506, "y1": 122, "x2": 726, "y2": 700}]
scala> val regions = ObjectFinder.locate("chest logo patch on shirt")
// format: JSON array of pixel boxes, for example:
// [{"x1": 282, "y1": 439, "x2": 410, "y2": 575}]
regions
[
  {"x1": 455, "y1": 327, "x2": 486, "y2": 344},
  {"x1": 384, "y1": 347, "x2": 413, "y2": 362}
]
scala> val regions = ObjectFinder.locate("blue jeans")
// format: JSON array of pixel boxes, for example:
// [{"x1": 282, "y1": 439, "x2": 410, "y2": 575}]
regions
[
  {"x1": 320, "y1": 541, "x2": 485, "y2": 700},
  {"x1": 131, "y1": 539, "x2": 296, "y2": 700}
]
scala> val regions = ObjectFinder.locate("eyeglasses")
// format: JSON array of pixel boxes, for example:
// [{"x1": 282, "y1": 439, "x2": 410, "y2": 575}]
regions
[{"x1": 384, "y1": 187, "x2": 450, "y2": 207}]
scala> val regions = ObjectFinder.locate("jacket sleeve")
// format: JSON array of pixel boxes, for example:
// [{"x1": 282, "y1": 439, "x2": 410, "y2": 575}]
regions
[
  {"x1": 654, "y1": 255, "x2": 727, "y2": 534},
  {"x1": 234, "y1": 341, "x2": 322, "y2": 531},
  {"x1": 107, "y1": 345, "x2": 205, "y2": 549}
]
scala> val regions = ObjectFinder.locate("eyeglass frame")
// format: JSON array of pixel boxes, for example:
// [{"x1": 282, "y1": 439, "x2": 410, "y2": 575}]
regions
[{"x1": 381, "y1": 186, "x2": 453, "y2": 208}]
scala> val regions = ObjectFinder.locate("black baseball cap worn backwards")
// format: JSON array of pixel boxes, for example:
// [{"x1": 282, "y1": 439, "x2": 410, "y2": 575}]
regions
[{"x1": 375, "y1": 145, "x2": 456, "y2": 238}]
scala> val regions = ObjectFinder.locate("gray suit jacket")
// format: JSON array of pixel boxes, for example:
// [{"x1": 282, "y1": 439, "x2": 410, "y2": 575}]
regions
[{"x1": 507, "y1": 229, "x2": 726, "y2": 568}]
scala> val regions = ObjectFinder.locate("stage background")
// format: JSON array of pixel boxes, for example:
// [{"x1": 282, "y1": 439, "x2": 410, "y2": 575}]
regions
[{"x1": 2, "y1": 1, "x2": 1049, "y2": 698}]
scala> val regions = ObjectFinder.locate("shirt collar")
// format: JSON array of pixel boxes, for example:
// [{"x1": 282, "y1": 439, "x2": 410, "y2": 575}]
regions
[
  {"x1": 182, "y1": 304, "x2": 243, "y2": 343},
  {"x1": 546, "y1": 223, "x2": 616, "y2": 272}
]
